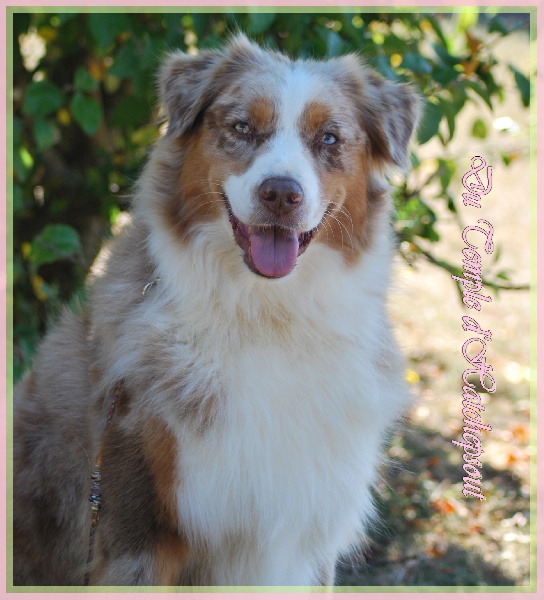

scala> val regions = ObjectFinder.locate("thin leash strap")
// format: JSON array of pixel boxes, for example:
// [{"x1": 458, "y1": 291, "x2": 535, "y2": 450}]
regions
[{"x1": 83, "y1": 380, "x2": 122, "y2": 586}]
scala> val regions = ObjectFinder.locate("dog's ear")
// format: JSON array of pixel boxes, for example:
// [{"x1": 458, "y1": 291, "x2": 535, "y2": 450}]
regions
[
  {"x1": 159, "y1": 35, "x2": 266, "y2": 137},
  {"x1": 335, "y1": 56, "x2": 421, "y2": 169},
  {"x1": 158, "y1": 48, "x2": 224, "y2": 137},
  {"x1": 363, "y1": 74, "x2": 421, "y2": 169}
]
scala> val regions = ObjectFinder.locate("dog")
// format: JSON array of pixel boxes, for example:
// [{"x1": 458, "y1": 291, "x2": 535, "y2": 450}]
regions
[{"x1": 13, "y1": 35, "x2": 420, "y2": 587}]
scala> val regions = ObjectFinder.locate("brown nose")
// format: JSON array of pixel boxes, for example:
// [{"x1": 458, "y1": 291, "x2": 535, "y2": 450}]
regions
[{"x1": 258, "y1": 177, "x2": 304, "y2": 216}]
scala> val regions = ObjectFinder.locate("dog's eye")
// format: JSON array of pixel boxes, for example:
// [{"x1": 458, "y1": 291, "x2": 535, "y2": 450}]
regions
[
  {"x1": 234, "y1": 122, "x2": 251, "y2": 135},
  {"x1": 320, "y1": 133, "x2": 337, "y2": 145}
]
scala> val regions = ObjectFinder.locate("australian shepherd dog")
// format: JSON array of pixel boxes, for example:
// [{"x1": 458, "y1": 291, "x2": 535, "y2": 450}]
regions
[{"x1": 13, "y1": 35, "x2": 420, "y2": 587}]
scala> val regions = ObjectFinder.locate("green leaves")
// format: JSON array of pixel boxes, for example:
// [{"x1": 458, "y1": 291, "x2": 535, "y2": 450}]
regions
[
  {"x1": 29, "y1": 225, "x2": 82, "y2": 268},
  {"x1": 395, "y1": 194, "x2": 440, "y2": 244},
  {"x1": 471, "y1": 118, "x2": 487, "y2": 139},
  {"x1": 436, "y1": 158, "x2": 457, "y2": 194},
  {"x1": 510, "y1": 65, "x2": 531, "y2": 107},
  {"x1": 373, "y1": 54, "x2": 399, "y2": 81},
  {"x1": 24, "y1": 75, "x2": 102, "y2": 138},
  {"x1": 400, "y1": 52, "x2": 432, "y2": 75},
  {"x1": 488, "y1": 15, "x2": 510, "y2": 36},
  {"x1": 88, "y1": 13, "x2": 132, "y2": 51},
  {"x1": 74, "y1": 67, "x2": 99, "y2": 93},
  {"x1": 417, "y1": 100, "x2": 442, "y2": 145},
  {"x1": 247, "y1": 12, "x2": 276, "y2": 34},
  {"x1": 23, "y1": 81, "x2": 63, "y2": 118},
  {"x1": 33, "y1": 118, "x2": 59, "y2": 151},
  {"x1": 111, "y1": 95, "x2": 151, "y2": 128},
  {"x1": 465, "y1": 80, "x2": 493, "y2": 109},
  {"x1": 70, "y1": 92, "x2": 102, "y2": 135},
  {"x1": 323, "y1": 29, "x2": 345, "y2": 57},
  {"x1": 109, "y1": 40, "x2": 139, "y2": 78}
]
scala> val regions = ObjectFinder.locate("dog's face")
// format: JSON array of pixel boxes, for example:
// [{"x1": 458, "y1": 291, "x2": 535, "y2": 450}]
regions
[{"x1": 157, "y1": 36, "x2": 420, "y2": 278}]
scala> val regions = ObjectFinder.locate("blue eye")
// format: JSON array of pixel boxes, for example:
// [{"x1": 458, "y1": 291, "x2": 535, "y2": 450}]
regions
[
  {"x1": 320, "y1": 133, "x2": 337, "y2": 145},
  {"x1": 234, "y1": 122, "x2": 251, "y2": 135}
]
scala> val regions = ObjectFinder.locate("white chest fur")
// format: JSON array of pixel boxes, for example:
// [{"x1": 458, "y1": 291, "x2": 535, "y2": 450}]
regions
[
  {"x1": 172, "y1": 332, "x2": 398, "y2": 585},
  {"x1": 111, "y1": 222, "x2": 408, "y2": 585}
]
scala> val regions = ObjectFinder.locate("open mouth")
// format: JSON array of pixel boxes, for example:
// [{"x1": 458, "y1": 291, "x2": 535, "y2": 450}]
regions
[{"x1": 225, "y1": 200, "x2": 317, "y2": 278}]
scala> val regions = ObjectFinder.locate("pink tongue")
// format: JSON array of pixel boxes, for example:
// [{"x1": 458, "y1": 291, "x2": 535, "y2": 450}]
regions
[{"x1": 249, "y1": 227, "x2": 299, "y2": 278}]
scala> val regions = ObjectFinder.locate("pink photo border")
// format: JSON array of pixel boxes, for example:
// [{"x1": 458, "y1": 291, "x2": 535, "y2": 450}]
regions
[{"x1": 1, "y1": 0, "x2": 541, "y2": 598}]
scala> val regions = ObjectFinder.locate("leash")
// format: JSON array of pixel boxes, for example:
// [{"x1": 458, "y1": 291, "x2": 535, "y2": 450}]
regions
[
  {"x1": 83, "y1": 278, "x2": 159, "y2": 585},
  {"x1": 83, "y1": 380, "x2": 122, "y2": 586}
]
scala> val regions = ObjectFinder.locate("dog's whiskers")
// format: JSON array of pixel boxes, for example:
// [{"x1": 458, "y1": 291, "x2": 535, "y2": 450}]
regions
[
  {"x1": 328, "y1": 201, "x2": 354, "y2": 228},
  {"x1": 323, "y1": 202, "x2": 355, "y2": 248}
]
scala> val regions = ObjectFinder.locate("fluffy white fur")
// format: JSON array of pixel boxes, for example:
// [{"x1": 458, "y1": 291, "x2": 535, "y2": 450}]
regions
[{"x1": 99, "y1": 205, "x2": 407, "y2": 585}]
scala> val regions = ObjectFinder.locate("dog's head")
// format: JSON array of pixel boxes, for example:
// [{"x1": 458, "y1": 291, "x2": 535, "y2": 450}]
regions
[{"x1": 152, "y1": 35, "x2": 420, "y2": 279}]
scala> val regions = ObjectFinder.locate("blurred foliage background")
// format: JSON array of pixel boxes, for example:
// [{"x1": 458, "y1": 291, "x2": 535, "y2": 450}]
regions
[{"x1": 11, "y1": 10, "x2": 531, "y2": 381}]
